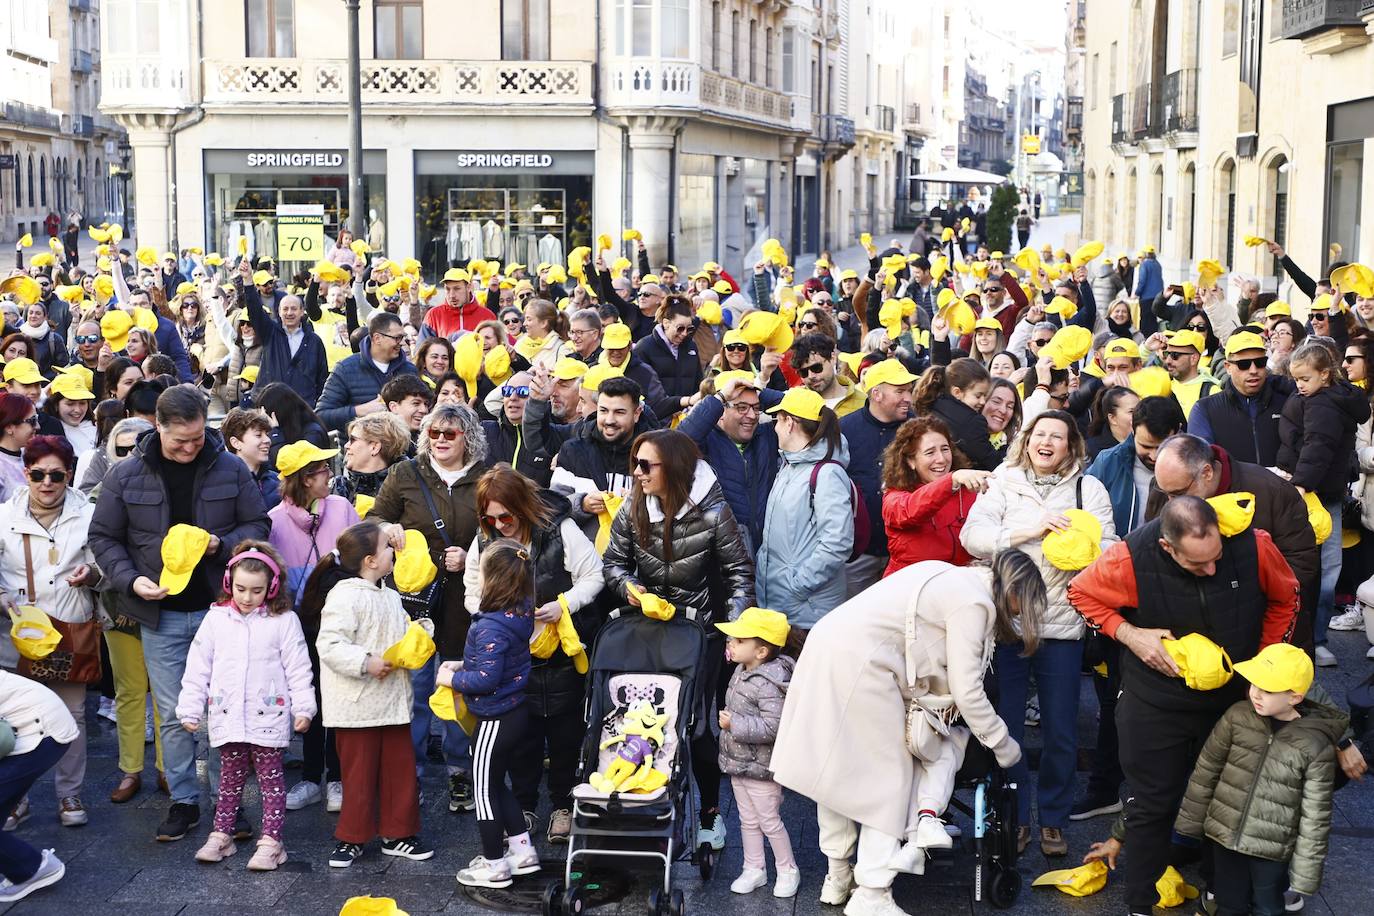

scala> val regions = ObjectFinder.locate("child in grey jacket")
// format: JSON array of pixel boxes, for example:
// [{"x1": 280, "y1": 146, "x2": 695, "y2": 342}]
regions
[{"x1": 716, "y1": 608, "x2": 798, "y2": 899}]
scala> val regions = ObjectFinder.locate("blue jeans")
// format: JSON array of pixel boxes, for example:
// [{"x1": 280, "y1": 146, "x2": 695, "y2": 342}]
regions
[
  {"x1": 142, "y1": 609, "x2": 219, "y2": 804},
  {"x1": 0, "y1": 736, "x2": 67, "y2": 883},
  {"x1": 1315, "y1": 500, "x2": 1344, "y2": 647},
  {"x1": 409, "y1": 655, "x2": 471, "y2": 775},
  {"x1": 994, "y1": 638, "x2": 1083, "y2": 829}
]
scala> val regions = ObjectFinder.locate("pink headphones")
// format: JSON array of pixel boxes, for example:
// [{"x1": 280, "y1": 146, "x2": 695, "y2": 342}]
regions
[{"x1": 222, "y1": 549, "x2": 283, "y2": 600}]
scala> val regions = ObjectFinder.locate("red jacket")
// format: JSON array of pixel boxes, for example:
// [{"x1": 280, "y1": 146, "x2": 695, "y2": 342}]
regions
[
  {"x1": 882, "y1": 477, "x2": 979, "y2": 576},
  {"x1": 422, "y1": 301, "x2": 496, "y2": 340}
]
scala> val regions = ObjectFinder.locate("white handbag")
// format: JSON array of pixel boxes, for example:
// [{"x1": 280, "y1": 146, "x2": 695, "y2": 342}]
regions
[{"x1": 902, "y1": 571, "x2": 960, "y2": 763}]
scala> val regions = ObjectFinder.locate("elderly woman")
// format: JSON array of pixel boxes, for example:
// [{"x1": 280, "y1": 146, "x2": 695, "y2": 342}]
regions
[
  {"x1": 960, "y1": 409, "x2": 1117, "y2": 858},
  {"x1": 462, "y1": 466, "x2": 602, "y2": 843},
  {"x1": 772, "y1": 553, "x2": 1044, "y2": 914},
  {"x1": 332, "y1": 411, "x2": 412, "y2": 503},
  {"x1": 881, "y1": 416, "x2": 992, "y2": 576},
  {"x1": 90, "y1": 418, "x2": 168, "y2": 804},
  {"x1": 371, "y1": 403, "x2": 489, "y2": 812},
  {"x1": 603, "y1": 428, "x2": 754, "y2": 851},
  {"x1": 0, "y1": 436, "x2": 101, "y2": 828}
]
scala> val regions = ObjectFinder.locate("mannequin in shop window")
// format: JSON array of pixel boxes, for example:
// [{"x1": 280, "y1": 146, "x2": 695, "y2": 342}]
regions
[{"x1": 368, "y1": 209, "x2": 385, "y2": 253}]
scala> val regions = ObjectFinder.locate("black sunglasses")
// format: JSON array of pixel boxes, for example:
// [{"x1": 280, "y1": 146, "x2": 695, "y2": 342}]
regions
[
  {"x1": 797, "y1": 320, "x2": 819, "y2": 329},
  {"x1": 1231, "y1": 356, "x2": 1268, "y2": 371},
  {"x1": 634, "y1": 458, "x2": 662, "y2": 475},
  {"x1": 1032, "y1": 337, "x2": 1053, "y2": 347},
  {"x1": 114, "y1": 444, "x2": 134, "y2": 457},
  {"x1": 75, "y1": 334, "x2": 101, "y2": 345},
  {"x1": 503, "y1": 316, "x2": 523, "y2": 325},
  {"x1": 798, "y1": 362, "x2": 829, "y2": 377},
  {"x1": 501, "y1": 385, "x2": 531, "y2": 398},
  {"x1": 982, "y1": 287, "x2": 1002, "y2": 294},
  {"x1": 723, "y1": 343, "x2": 749, "y2": 353},
  {"x1": 27, "y1": 469, "x2": 67, "y2": 484}
]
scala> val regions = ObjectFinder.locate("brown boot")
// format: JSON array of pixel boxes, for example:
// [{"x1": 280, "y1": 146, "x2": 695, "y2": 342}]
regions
[
  {"x1": 110, "y1": 773, "x2": 141, "y2": 804},
  {"x1": 1016, "y1": 825, "x2": 1031, "y2": 854},
  {"x1": 1040, "y1": 826, "x2": 1067, "y2": 857},
  {"x1": 157, "y1": 771, "x2": 170, "y2": 795}
]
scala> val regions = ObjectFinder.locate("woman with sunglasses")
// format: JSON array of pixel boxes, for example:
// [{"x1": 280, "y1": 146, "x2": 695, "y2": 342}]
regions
[
  {"x1": 461, "y1": 466, "x2": 602, "y2": 844},
  {"x1": 706, "y1": 328, "x2": 755, "y2": 382},
  {"x1": 498, "y1": 306, "x2": 525, "y2": 342},
  {"x1": 603, "y1": 428, "x2": 753, "y2": 852},
  {"x1": 0, "y1": 392, "x2": 39, "y2": 501},
  {"x1": 371, "y1": 404, "x2": 490, "y2": 806},
  {"x1": 74, "y1": 399, "x2": 134, "y2": 493},
  {"x1": 633, "y1": 295, "x2": 703, "y2": 420},
  {"x1": 268, "y1": 440, "x2": 360, "y2": 813},
  {"x1": 174, "y1": 292, "x2": 206, "y2": 360},
  {"x1": 0, "y1": 435, "x2": 102, "y2": 829},
  {"x1": 226, "y1": 310, "x2": 263, "y2": 409}
]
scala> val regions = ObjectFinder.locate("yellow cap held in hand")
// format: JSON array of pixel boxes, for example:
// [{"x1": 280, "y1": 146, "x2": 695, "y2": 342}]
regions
[
  {"x1": 1162, "y1": 633, "x2": 1234, "y2": 691},
  {"x1": 628, "y1": 583, "x2": 677, "y2": 621},
  {"x1": 428, "y1": 685, "x2": 477, "y2": 736},
  {"x1": 393, "y1": 529, "x2": 438, "y2": 594},
  {"x1": 160, "y1": 524, "x2": 211, "y2": 596},
  {"x1": 1206, "y1": 492, "x2": 1255, "y2": 537},
  {"x1": 1042, "y1": 509, "x2": 1103, "y2": 571},
  {"x1": 8, "y1": 605, "x2": 62, "y2": 660},
  {"x1": 381, "y1": 619, "x2": 436, "y2": 670},
  {"x1": 1304, "y1": 491, "x2": 1332, "y2": 544}
]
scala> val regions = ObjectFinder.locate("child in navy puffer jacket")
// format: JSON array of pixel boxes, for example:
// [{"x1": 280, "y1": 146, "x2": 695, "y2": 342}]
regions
[{"x1": 438, "y1": 539, "x2": 536, "y2": 890}]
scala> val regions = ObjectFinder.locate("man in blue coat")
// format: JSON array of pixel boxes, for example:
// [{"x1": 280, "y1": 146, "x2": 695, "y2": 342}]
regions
[
  {"x1": 239, "y1": 262, "x2": 328, "y2": 406},
  {"x1": 677, "y1": 373, "x2": 784, "y2": 553},
  {"x1": 1133, "y1": 247, "x2": 1163, "y2": 307},
  {"x1": 314, "y1": 311, "x2": 418, "y2": 432}
]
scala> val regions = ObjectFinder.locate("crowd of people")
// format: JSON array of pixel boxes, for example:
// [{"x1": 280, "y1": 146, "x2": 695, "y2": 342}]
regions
[{"x1": 0, "y1": 215, "x2": 1372, "y2": 916}]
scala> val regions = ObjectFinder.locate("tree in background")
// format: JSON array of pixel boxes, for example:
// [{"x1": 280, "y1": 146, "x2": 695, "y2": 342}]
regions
[{"x1": 984, "y1": 183, "x2": 1020, "y2": 253}]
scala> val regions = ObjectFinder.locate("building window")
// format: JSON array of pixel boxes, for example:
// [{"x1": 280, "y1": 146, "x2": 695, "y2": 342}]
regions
[
  {"x1": 1109, "y1": 41, "x2": 1117, "y2": 94},
  {"x1": 246, "y1": 0, "x2": 294, "y2": 57},
  {"x1": 39, "y1": 157, "x2": 46, "y2": 208},
  {"x1": 748, "y1": 19, "x2": 757, "y2": 83},
  {"x1": 377, "y1": 0, "x2": 423, "y2": 59},
  {"x1": 662, "y1": 0, "x2": 689, "y2": 59},
  {"x1": 765, "y1": 27, "x2": 774, "y2": 88},
  {"x1": 1325, "y1": 142, "x2": 1363, "y2": 265},
  {"x1": 731, "y1": 11, "x2": 741, "y2": 77},
  {"x1": 1223, "y1": 0, "x2": 1240, "y2": 57},
  {"x1": 632, "y1": 0, "x2": 651, "y2": 55},
  {"x1": 1090, "y1": 53, "x2": 1098, "y2": 109},
  {"x1": 782, "y1": 27, "x2": 795, "y2": 93},
  {"x1": 710, "y1": 2, "x2": 720, "y2": 70}
]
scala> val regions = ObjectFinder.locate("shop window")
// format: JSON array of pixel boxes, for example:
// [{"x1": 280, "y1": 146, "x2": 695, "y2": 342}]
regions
[
  {"x1": 501, "y1": 0, "x2": 550, "y2": 61},
  {"x1": 781, "y1": 27, "x2": 795, "y2": 93},
  {"x1": 710, "y1": 2, "x2": 721, "y2": 70},
  {"x1": 246, "y1": 0, "x2": 294, "y2": 58},
  {"x1": 376, "y1": 0, "x2": 422, "y2": 59},
  {"x1": 1325, "y1": 142, "x2": 1362, "y2": 268},
  {"x1": 662, "y1": 0, "x2": 689, "y2": 59},
  {"x1": 632, "y1": 0, "x2": 652, "y2": 56}
]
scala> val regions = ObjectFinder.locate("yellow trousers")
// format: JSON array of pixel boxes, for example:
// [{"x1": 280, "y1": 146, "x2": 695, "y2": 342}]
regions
[{"x1": 104, "y1": 628, "x2": 164, "y2": 775}]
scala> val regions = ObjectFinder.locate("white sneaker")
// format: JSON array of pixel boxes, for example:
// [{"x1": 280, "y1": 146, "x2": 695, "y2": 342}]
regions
[
  {"x1": 730, "y1": 867, "x2": 767, "y2": 894},
  {"x1": 914, "y1": 813, "x2": 953, "y2": 850},
  {"x1": 504, "y1": 843, "x2": 541, "y2": 876},
  {"x1": 456, "y1": 855, "x2": 513, "y2": 889},
  {"x1": 1285, "y1": 889, "x2": 1305, "y2": 912},
  {"x1": 819, "y1": 871, "x2": 855, "y2": 906},
  {"x1": 1315, "y1": 645, "x2": 1338, "y2": 667},
  {"x1": 325, "y1": 781, "x2": 343, "y2": 813},
  {"x1": 97, "y1": 697, "x2": 117, "y2": 723},
  {"x1": 774, "y1": 867, "x2": 801, "y2": 898},
  {"x1": 284, "y1": 780, "x2": 322, "y2": 811},
  {"x1": 1366, "y1": 644, "x2": 1374, "y2": 660},
  {"x1": 886, "y1": 841, "x2": 927, "y2": 875},
  {"x1": 0, "y1": 848, "x2": 64, "y2": 903},
  {"x1": 1329, "y1": 607, "x2": 1365, "y2": 631},
  {"x1": 844, "y1": 885, "x2": 911, "y2": 916}
]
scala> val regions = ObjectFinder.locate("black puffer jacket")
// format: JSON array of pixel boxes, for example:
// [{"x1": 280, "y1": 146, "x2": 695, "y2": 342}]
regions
[
  {"x1": 931, "y1": 392, "x2": 999, "y2": 472},
  {"x1": 603, "y1": 461, "x2": 755, "y2": 625},
  {"x1": 632, "y1": 329, "x2": 702, "y2": 406},
  {"x1": 1277, "y1": 379, "x2": 1370, "y2": 502}
]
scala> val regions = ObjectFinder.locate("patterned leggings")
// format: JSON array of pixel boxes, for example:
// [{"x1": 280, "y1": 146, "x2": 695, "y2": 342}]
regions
[{"x1": 214, "y1": 743, "x2": 286, "y2": 840}]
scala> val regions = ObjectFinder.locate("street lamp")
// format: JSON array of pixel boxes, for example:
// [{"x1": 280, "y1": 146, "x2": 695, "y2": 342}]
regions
[
  {"x1": 345, "y1": 0, "x2": 364, "y2": 239},
  {"x1": 116, "y1": 138, "x2": 132, "y2": 226}
]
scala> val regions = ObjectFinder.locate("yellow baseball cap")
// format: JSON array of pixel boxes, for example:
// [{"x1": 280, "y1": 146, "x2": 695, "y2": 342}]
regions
[
  {"x1": 552, "y1": 357, "x2": 589, "y2": 381},
  {"x1": 1233, "y1": 642, "x2": 1315, "y2": 695},
  {"x1": 722, "y1": 329, "x2": 747, "y2": 348},
  {"x1": 1305, "y1": 491, "x2": 1332, "y2": 544},
  {"x1": 1045, "y1": 295, "x2": 1079, "y2": 321},
  {"x1": 766, "y1": 387, "x2": 825, "y2": 421},
  {"x1": 236, "y1": 365, "x2": 260, "y2": 384},
  {"x1": 863, "y1": 358, "x2": 918, "y2": 392},
  {"x1": 484, "y1": 346, "x2": 512, "y2": 384},
  {"x1": 8, "y1": 605, "x2": 62, "y2": 660},
  {"x1": 339, "y1": 896, "x2": 410, "y2": 916},
  {"x1": 56, "y1": 363, "x2": 95, "y2": 391},
  {"x1": 1032, "y1": 860, "x2": 1108, "y2": 897},
  {"x1": 1225, "y1": 331, "x2": 1268, "y2": 357},
  {"x1": 428, "y1": 686, "x2": 477, "y2": 735},
  {"x1": 1042, "y1": 509, "x2": 1104, "y2": 571},
  {"x1": 582, "y1": 361, "x2": 625, "y2": 393},
  {"x1": 697, "y1": 301, "x2": 723, "y2": 326},
  {"x1": 839, "y1": 269, "x2": 859, "y2": 281},
  {"x1": 393, "y1": 529, "x2": 438, "y2": 593},
  {"x1": 1166, "y1": 329, "x2": 1206, "y2": 354},
  {"x1": 703, "y1": 261, "x2": 722, "y2": 273},
  {"x1": 1162, "y1": 633, "x2": 1234, "y2": 691},
  {"x1": 1155, "y1": 866, "x2": 1200, "y2": 908},
  {"x1": 973, "y1": 316, "x2": 1002, "y2": 332},
  {"x1": 1128, "y1": 365, "x2": 1173, "y2": 398},
  {"x1": 47, "y1": 374, "x2": 94, "y2": 401},
  {"x1": 602, "y1": 323, "x2": 632, "y2": 350},
  {"x1": 132, "y1": 306, "x2": 160, "y2": 333},
  {"x1": 381, "y1": 620, "x2": 437, "y2": 670},
  {"x1": 713, "y1": 369, "x2": 760, "y2": 392},
  {"x1": 275, "y1": 441, "x2": 339, "y2": 478},
  {"x1": 1206, "y1": 492, "x2": 1255, "y2": 537},
  {"x1": 716, "y1": 607, "x2": 791, "y2": 647},
  {"x1": 159, "y1": 524, "x2": 211, "y2": 596},
  {"x1": 100, "y1": 309, "x2": 134, "y2": 351},
  {"x1": 712, "y1": 280, "x2": 733, "y2": 295},
  {"x1": 2, "y1": 358, "x2": 43, "y2": 386},
  {"x1": 1102, "y1": 338, "x2": 1141, "y2": 360},
  {"x1": 1265, "y1": 300, "x2": 1291, "y2": 318},
  {"x1": 442, "y1": 268, "x2": 471, "y2": 284},
  {"x1": 354, "y1": 494, "x2": 375, "y2": 518}
]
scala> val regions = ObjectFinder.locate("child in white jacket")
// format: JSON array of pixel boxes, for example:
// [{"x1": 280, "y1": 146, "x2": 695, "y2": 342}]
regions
[{"x1": 177, "y1": 540, "x2": 314, "y2": 871}]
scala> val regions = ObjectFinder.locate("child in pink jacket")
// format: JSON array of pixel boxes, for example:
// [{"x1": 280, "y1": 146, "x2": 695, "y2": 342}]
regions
[{"x1": 177, "y1": 540, "x2": 316, "y2": 871}]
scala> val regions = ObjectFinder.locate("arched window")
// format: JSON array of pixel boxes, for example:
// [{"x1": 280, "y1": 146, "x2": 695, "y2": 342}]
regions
[
  {"x1": 1124, "y1": 166, "x2": 1138, "y2": 249},
  {"x1": 39, "y1": 157, "x2": 47, "y2": 208},
  {"x1": 1265, "y1": 154, "x2": 1289, "y2": 285},
  {"x1": 1216, "y1": 158, "x2": 1236, "y2": 264},
  {"x1": 1148, "y1": 165, "x2": 1164, "y2": 247},
  {"x1": 1181, "y1": 163, "x2": 1196, "y2": 261},
  {"x1": 26, "y1": 155, "x2": 35, "y2": 208},
  {"x1": 1104, "y1": 168, "x2": 1117, "y2": 244},
  {"x1": 1084, "y1": 169, "x2": 1096, "y2": 239}
]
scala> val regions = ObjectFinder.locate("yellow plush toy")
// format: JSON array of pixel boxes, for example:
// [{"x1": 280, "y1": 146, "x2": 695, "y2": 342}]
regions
[{"x1": 588, "y1": 701, "x2": 670, "y2": 795}]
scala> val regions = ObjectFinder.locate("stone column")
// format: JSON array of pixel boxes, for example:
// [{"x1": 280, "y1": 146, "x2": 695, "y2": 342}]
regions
[
  {"x1": 115, "y1": 113, "x2": 176, "y2": 250},
  {"x1": 620, "y1": 115, "x2": 685, "y2": 269}
]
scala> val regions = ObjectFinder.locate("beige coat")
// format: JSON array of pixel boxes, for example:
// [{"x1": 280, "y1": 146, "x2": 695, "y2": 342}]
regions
[
  {"x1": 772, "y1": 562, "x2": 1019, "y2": 838},
  {"x1": 316, "y1": 577, "x2": 414, "y2": 728}
]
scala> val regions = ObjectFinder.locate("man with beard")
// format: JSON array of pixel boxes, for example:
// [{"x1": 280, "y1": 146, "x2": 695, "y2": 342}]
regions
[
  {"x1": 421, "y1": 267, "x2": 495, "y2": 341},
  {"x1": 548, "y1": 358, "x2": 587, "y2": 423},
  {"x1": 790, "y1": 333, "x2": 866, "y2": 418},
  {"x1": 551, "y1": 376, "x2": 655, "y2": 540},
  {"x1": 677, "y1": 372, "x2": 784, "y2": 554}
]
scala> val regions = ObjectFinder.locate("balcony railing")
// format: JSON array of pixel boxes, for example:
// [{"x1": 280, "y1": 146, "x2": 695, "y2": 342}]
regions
[
  {"x1": 1278, "y1": 0, "x2": 1365, "y2": 38},
  {"x1": 73, "y1": 49, "x2": 93, "y2": 74},
  {"x1": 699, "y1": 69, "x2": 795, "y2": 127},
  {"x1": 876, "y1": 104, "x2": 895, "y2": 132},
  {"x1": 1162, "y1": 69, "x2": 1198, "y2": 133},
  {"x1": 817, "y1": 113, "x2": 856, "y2": 146},
  {"x1": 102, "y1": 54, "x2": 193, "y2": 109},
  {"x1": 604, "y1": 60, "x2": 797, "y2": 131},
  {"x1": 1131, "y1": 82, "x2": 1162, "y2": 140},
  {"x1": 69, "y1": 0, "x2": 92, "y2": 11},
  {"x1": 2, "y1": 102, "x2": 61, "y2": 132},
  {"x1": 202, "y1": 58, "x2": 592, "y2": 108},
  {"x1": 72, "y1": 114, "x2": 94, "y2": 137},
  {"x1": 1066, "y1": 96, "x2": 1083, "y2": 138},
  {"x1": 1110, "y1": 92, "x2": 1128, "y2": 143},
  {"x1": 905, "y1": 102, "x2": 922, "y2": 125}
]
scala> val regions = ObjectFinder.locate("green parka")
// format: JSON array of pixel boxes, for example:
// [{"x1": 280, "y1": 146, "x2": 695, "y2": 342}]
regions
[{"x1": 1175, "y1": 697, "x2": 1348, "y2": 895}]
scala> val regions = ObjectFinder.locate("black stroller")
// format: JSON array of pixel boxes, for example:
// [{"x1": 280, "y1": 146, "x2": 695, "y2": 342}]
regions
[
  {"x1": 944, "y1": 740, "x2": 1022, "y2": 908},
  {"x1": 541, "y1": 609, "x2": 713, "y2": 916}
]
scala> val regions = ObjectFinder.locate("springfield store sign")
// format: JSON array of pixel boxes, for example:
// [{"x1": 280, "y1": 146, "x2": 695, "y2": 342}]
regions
[
  {"x1": 457, "y1": 153, "x2": 554, "y2": 169},
  {"x1": 247, "y1": 152, "x2": 345, "y2": 168}
]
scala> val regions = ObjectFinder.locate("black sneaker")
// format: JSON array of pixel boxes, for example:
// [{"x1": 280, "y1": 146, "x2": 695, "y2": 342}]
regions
[
  {"x1": 329, "y1": 841, "x2": 363, "y2": 868},
  {"x1": 1069, "y1": 793, "x2": 1124, "y2": 821},
  {"x1": 426, "y1": 735, "x2": 445, "y2": 763},
  {"x1": 232, "y1": 808, "x2": 253, "y2": 840},
  {"x1": 449, "y1": 773, "x2": 475, "y2": 813},
  {"x1": 381, "y1": 835, "x2": 434, "y2": 860},
  {"x1": 156, "y1": 803, "x2": 201, "y2": 842}
]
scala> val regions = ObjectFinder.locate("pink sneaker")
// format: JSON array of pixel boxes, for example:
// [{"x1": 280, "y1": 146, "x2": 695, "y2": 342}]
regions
[
  {"x1": 246, "y1": 836, "x2": 286, "y2": 871},
  {"x1": 194, "y1": 831, "x2": 237, "y2": 863}
]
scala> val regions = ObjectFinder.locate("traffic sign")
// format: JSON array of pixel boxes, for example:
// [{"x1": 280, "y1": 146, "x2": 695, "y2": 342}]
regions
[{"x1": 1021, "y1": 134, "x2": 1042, "y2": 155}]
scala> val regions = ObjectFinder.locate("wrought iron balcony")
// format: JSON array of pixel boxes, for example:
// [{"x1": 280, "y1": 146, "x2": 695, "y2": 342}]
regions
[
  {"x1": 1110, "y1": 92, "x2": 1129, "y2": 143},
  {"x1": 72, "y1": 114, "x2": 94, "y2": 137},
  {"x1": 2, "y1": 102, "x2": 61, "y2": 132},
  {"x1": 1162, "y1": 69, "x2": 1198, "y2": 133},
  {"x1": 1066, "y1": 96, "x2": 1083, "y2": 139},
  {"x1": 1131, "y1": 82, "x2": 1162, "y2": 140},
  {"x1": 817, "y1": 113, "x2": 855, "y2": 145},
  {"x1": 1278, "y1": 0, "x2": 1365, "y2": 38},
  {"x1": 73, "y1": 49, "x2": 93, "y2": 74}
]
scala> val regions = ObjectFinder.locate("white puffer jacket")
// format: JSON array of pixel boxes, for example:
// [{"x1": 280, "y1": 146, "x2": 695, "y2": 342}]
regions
[
  {"x1": 960, "y1": 463, "x2": 1117, "y2": 641},
  {"x1": 316, "y1": 577, "x2": 414, "y2": 728}
]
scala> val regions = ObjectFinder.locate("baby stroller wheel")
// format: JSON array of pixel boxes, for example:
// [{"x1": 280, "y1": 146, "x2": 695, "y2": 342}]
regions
[
  {"x1": 669, "y1": 889, "x2": 686, "y2": 916},
  {"x1": 542, "y1": 881, "x2": 564, "y2": 916},
  {"x1": 560, "y1": 884, "x2": 586, "y2": 916},
  {"x1": 988, "y1": 867, "x2": 1022, "y2": 909},
  {"x1": 696, "y1": 843, "x2": 716, "y2": 880},
  {"x1": 648, "y1": 888, "x2": 664, "y2": 916}
]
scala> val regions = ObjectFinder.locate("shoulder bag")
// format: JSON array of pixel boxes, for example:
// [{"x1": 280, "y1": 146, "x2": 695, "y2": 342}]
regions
[
  {"x1": 387, "y1": 460, "x2": 451, "y2": 622},
  {"x1": 902, "y1": 570, "x2": 961, "y2": 763},
  {"x1": 16, "y1": 534, "x2": 102, "y2": 684}
]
